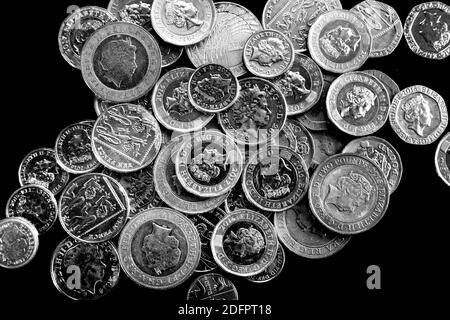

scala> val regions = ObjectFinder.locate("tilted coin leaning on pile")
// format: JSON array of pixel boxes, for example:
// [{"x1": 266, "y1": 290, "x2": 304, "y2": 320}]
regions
[{"x1": 1, "y1": 0, "x2": 449, "y2": 300}]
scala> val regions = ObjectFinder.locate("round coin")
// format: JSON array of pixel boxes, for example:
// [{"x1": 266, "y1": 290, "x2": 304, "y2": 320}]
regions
[
  {"x1": 310, "y1": 131, "x2": 344, "y2": 169},
  {"x1": 389, "y1": 85, "x2": 448, "y2": 145},
  {"x1": 281, "y1": 119, "x2": 315, "y2": 168},
  {"x1": 308, "y1": 9, "x2": 371, "y2": 74},
  {"x1": 108, "y1": 0, "x2": 154, "y2": 16},
  {"x1": 50, "y1": 238, "x2": 120, "y2": 300},
  {"x1": 0, "y1": 217, "x2": 39, "y2": 269},
  {"x1": 404, "y1": 1, "x2": 450, "y2": 60},
  {"x1": 435, "y1": 132, "x2": 450, "y2": 187},
  {"x1": 92, "y1": 103, "x2": 162, "y2": 172},
  {"x1": 59, "y1": 173, "x2": 130, "y2": 243},
  {"x1": 363, "y1": 70, "x2": 400, "y2": 102},
  {"x1": 6, "y1": 185, "x2": 58, "y2": 234},
  {"x1": 211, "y1": 209, "x2": 278, "y2": 277},
  {"x1": 94, "y1": 97, "x2": 119, "y2": 116},
  {"x1": 309, "y1": 154, "x2": 390, "y2": 235},
  {"x1": 81, "y1": 22, "x2": 162, "y2": 103},
  {"x1": 187, "y1": 273, "x2": 238, "y2": 300},
  {"x1": 118, "y1": 207, "x2": 201, "y2": 289},
  {"x1": 246, "y1": 245, "x2": 285, "y2": 283}
]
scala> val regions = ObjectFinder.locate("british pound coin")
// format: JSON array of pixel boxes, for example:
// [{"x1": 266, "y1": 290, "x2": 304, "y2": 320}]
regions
[
  {"x1": 50, "y1": 238, "x2": 120, "y2": 300},
  {"x1": 211, "y1": 209, "x2": 278, "y2": 277},
  {"x1": 274, "y1": 199, "x2": 351, "y2": 259},
  {"x1": 59, "y1": 173, "x2": 130, "y2": 243},
  {"x1": 151, "y1": 0, "x2": 216, "y2": 46},
  {"x1": 363, "y1": 70, "x2": 400, "y2": 102},
  {"x1": 188, "y1": 64, "x2": 240, "y2": 113},
  {"x1": 246, "y1": 245, "x2": 285, "y2": 283},
  {"x1": 309, "y1": 154, "x2": 390, "y2": 235},
  {"x1": 19, "y1": 148, "x2": 70, "y2": 195},
  {"x1": 186, "y1": 2, "x2": 263, "y2": 77},
  {"x1": 327, "y1": 72, "x2": 390, "y2": 136},
  {"x1": 187, "y1": 273, "x2": 238, "y2": 300},
  {"x1": 152, "y1": 68, "x2": 214, "y2": 133},
  {"x1": 308, "y1": 10, "x2": 371, "y2": 73},
  {"x1": 243, "y1": 29, "x2": 295, "y2": 79},
  {"x1": 435, "y1": 132, "x2": 450, "y2": 186},
  {"x1": 281, "y1": 119, "x2": 315, "y2": 168},
  {"x1": 351, "y1": 0, "x2": 403, "y2": 58},
  {"x1": 389, "y1": 85, "x2": 448, "y2": 145},
  {"x1": 243, "y1": 146, "x2": 309, "y2": 212},
  {"x1": 218, "y1": 77, "x2": 287, "y2": 146},
  {"x1": 310, "y1": 131, "x2": 344, "y2": 168},
  {"x1": 343, "y1": 136, "x2": 403, "y2": 194},
  {"x1": 404, "y1": 1, "x2": 450, "y2": 60},
  {"x1": 118, "y1": 207, "x2": 201, "y2": 289},
  {"x1": 0, "y1": 217, "x2": 39, "y2": 269},
  {"x1": 81, "y1": 22, "x2": 162, "y2": 103},
  {"x1": 92, "y1": 103, "x2": 162, "y2": 172},
  {"x1": 6, "y1": 185, "x2": 58, "y2": 234},
  {"x1": 58, "y1": 6, "x2": 116, "y2": 69}
]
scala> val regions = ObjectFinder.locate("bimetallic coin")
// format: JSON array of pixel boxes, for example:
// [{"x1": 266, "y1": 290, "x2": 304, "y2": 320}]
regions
[
  {"x1": 93, "y1": 104, "x2": 162, "y2": 172},
  {"x1": 118, "y1": 208, "x2": 201, "y2": 289},
  {"x1": 58, "y1": 6, "x2": 115, "y2": 69},
  {"x1": 281, "y1": 119, "x2": 315, "y2": 168},
  {"x1": 435, "y1": 132, "x2": 450, "y2": 186},
  {"x1": 243, "y1": 146, "x2": 309, "y2": 212},
  {"x1": 219, "y1": 77, "x2": 287, "y2": 146},
  {"x1": 389, "y1": 85, "x2": 448, "y2": 145},
  {"x1": 343, "y1": 136, "x2": 403, "y2": 194},
  {"x1": 404, "y1": 1, "x2": 450, "y2": 60},
  {"x1": 50, "y1": 238, "x2": 120, "y2": 300},
  {"x1": 151, "y1": 0, "x2": 216, "y2": 46},
  {"x1": 308, "y1": 10, "x2": 371, "y2": 74},
  {"x1": 309, "y1": 154, "x2": 390, "y2": 235},
  {"x1": 6, "y1": 185, "x2": 58, "y2": 234},
  {"x1": 327, "y1": 72, "x2": 390, "y2": 136},
  {"x1": 247, "y1": 245, "x2": 285, "y2": 283},
  {"x1": 152, "y1": 68, "x2": 214, "y2": 133},
  {"x1": 59, "y1": 173, "x2": 130, "y2": 243},
  {"x1": 187, "y1": 273, "x2": 238, "y2": 300},
  {"x1": 211, "y1": 209, "x2": 278, "y2": 277},
  {"x1": 310, "y1": 131, "x2": 344, "y2": 169},
  {"x1": 351, "y1": 0, "x2": 403, "y2": 58},
  {"x1": 363, "y1": 70, "x2": 400, "y2": 102},
  {"x1": 81, "y1": 22, "x2": 162, "y2": 103},
  {"x1": 0, "y1": 217, "x2": 39, "y2": 269},
  {"x1": 19, "y1": 148, "x2": 70, "y2": 195},
  {"x1": 274, "y1": 200, "x2": 351, "y2": 259},
  {"x1": 108, "y1": 0, "x2": 154, "y2": 16},
  {"x1": 186, "y1": 2, "x2": 263, "y2": 77},
  {"x1": 188, "y1": 64, "x2": 240, "y2": 113}
]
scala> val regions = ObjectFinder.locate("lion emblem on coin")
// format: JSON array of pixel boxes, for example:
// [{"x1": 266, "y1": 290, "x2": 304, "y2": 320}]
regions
[
  {"x1": 401, "y1": 93, "x2": 434, "y2": 137},
  {"x1": 0, "y1": 225, "x2": 29, "y2": 262},
  {"x1": 189, "y1": 147, "x2": 228, "y2": 183},
  {"x1": 166, "y1": 81, "x2": 194, "y2": 116},
  {"x1": 418, "y1": 10, "x2": 450, "y2": 52},
  {"x1": 67, "y1": 131, "x2": 93, "y2": 165},
  {"x1": 27, "y1": 158, "x2": 60, "y2": 187},
  {"x1": 339, "y1": 85, "x2": 377, "y2": 119},
  {"x1": 356, "y1": 141, "x2": 392, "y2": 178},
  {"x1": 250, "y1": 37, "x2": 288, "y2": 66},
  {"x1": 224, "y1": 226, "x2": 265, "y2": 261},
  {"x1": 194, "y1": 74, "x2": 232, "y2": 103},
  {"x1": 258, "y1": 158, "x2": 294, "y2": 200},
  {"x1": 319, "y1": 25, "x2": 361, "y2": 59},
  {"x1": 16, "y1": 194, "x2": 49, "y2": 225},
  {"x1": 165, "y1": 0, "x2": 204, "y2": 30}
]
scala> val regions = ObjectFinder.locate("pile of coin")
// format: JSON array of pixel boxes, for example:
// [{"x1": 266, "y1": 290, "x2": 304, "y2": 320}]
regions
[{"x1": 1, "y1": 0, "x2": 449, "y2": 301}]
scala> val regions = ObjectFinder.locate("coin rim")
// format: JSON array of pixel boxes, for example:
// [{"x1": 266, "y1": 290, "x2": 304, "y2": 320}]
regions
[
  {"x1": 435, "y1": 132, "x2": 450, "y2": 187},
  {"x1": 246, "y1": 244, "x2": 285, "y2": 283},
  {"x1": 186, "y1": 272, "x2": 239, "y2": 300}
]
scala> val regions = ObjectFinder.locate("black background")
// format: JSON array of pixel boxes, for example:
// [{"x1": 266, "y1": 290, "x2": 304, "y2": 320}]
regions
[{"x1": 1, "y1": 0, "x2": 448, "y2": 317}]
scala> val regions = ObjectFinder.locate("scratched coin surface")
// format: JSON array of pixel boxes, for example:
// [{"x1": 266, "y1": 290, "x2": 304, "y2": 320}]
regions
[
  {"x1": 19, "y1": 148, "x2": 70, "y2": 195},
  {"x1": 308, "y1": 9, "x2": 371, "y2": 73},
  {"x1": 277, "y1": 119, "x2": 315, "y2": 168},
  {"x1": 274, "y1": 199, "x2": 351, "y2": 258},
  {"x1": 435, "y1": 132, "x2": 450, "y2": 187},
  {"x1": 262, "y1": 0, "x2": 342, "y2": 52},
  {"x1": 59, "y1": 173, "x2": 130, "y2": 243},
  {"x1": 363, "y1": 70, "x2": 400, "y2": 102},
  {"x1": 81, "y1": 22, "x2": 162, "y2": 103},
  {"x1": 246, "y1": 245, "x2": 285, "y2": 283},
  {"x1": 327, "y1": 72, "x2": 390, "y2": 136},
  {"x1": 6, "y1": 185, "x2": 58, "y2": 234},
  {"x1": 58, "y1": 6, "x2": 116, "y2": 69},
  {"x1": 186, "y1": 2, "x2": 263, "y2": 77},
  {"x1": 187, "y1": 273, "x2": 238, "y2": 300},
  {"x1": 211, "y1": 209, "x2": 278, "y2": 277},
  {"x1": 389, "y1": 85, "x2": 448, "y2": 145},
  {"x1": 343, "y1": 136, "x2": 403, "y2": 194},
  {"x1": 50, "y1": 238, "x2": 120, "y2": 300},
  {"x1": 118, "y1": 207, "x2": 201, "y2": 289},
  {"x1": 218, "y1": 77, "x2": 287, "y2": 146},
  {"x1": 351, "y1": 0, "x2": 403, "y2": 58},
  {"x1": 404, "y1": 1, "x2": 450, "y2": 60},
  {"x1": 92, "y1": 103, "x2": 162, "y2": 172},
  {"x1": 309, "y1": 154, "x2": 390, "y2": 235},
  {"x1": 310, "y1": 131, "x2": 344, "y2": 169}
]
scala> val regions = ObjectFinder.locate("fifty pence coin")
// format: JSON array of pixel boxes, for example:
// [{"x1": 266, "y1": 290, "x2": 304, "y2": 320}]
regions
[
  {"x1": 310, "y1": 131, "x2": 344, "y2": 169},
  {"x1": 0, "y1": 217, "x2": 39, "y2": 269},
  {"x1": 404, "y1": 1, "x2": 450, "y2": 60},
  {"x1": 50, "y1": 238, "x2": 120, "y2": 300},
  {"x1": 6, "y1": 185, "x2": 58, "y2": 234},
  {"x1": 246, "y1": 245, "x2": 285, "y2": 283},
  {"x1": 59, "y1": 173, "x2": 130, "y2": 243},
  {"x1": 308, "y1": 9, "x2": 371, "y2": 74},
  {"x1": 92, "y1": 103, "x2": 162, "y2": 173},
  {"x1": 389, "y1": 85, "x2": 448, "y2": 145},
  {"x1": 363, "y1": 70, "x2": 400, "y2": 102},
  {"x1": 81, "y1": 22, "x2": 162, "y2": 103},
  {"x1": 435, "y1": 132, "x2": 450, "y2": 187},
  {"x1": 187, "y1": 273, "x2": 238, "y2": 300},
  {"x1": 309, "y1": 154, "x2": 390, "y2": 235},
  {"x1": 118, "y1": 207, "x2": 201, "y2": 289},
  {"x1": 211, "y1": 209, "x2": 278, "y2": 277},
  {"x1": 19, "y1": 148, "x2": 70, "y2": 195}
]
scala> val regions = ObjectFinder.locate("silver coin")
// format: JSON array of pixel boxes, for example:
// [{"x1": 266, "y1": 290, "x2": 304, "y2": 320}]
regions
[
  {"x1": 310, "y1": 131, "x2": 344, "y2": 169},
  {"x1": 187, "y1": 273, "x2": 238, "y2": 300},
  {"x1": 108, "y1": 0, "x2": 154, "y2": 16},
  {"x1": 282, "y1": 119, "x2": 315, "y2": 169},
  {"x1": 435, "y1": 132, "x2": 450, "y2": 187},
  {"x1": 246, "y1": 245, "x2": 285, "y2": 283},
  {"x1": 363, "y1": 70, "x2": 399, "y2": 102}
]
